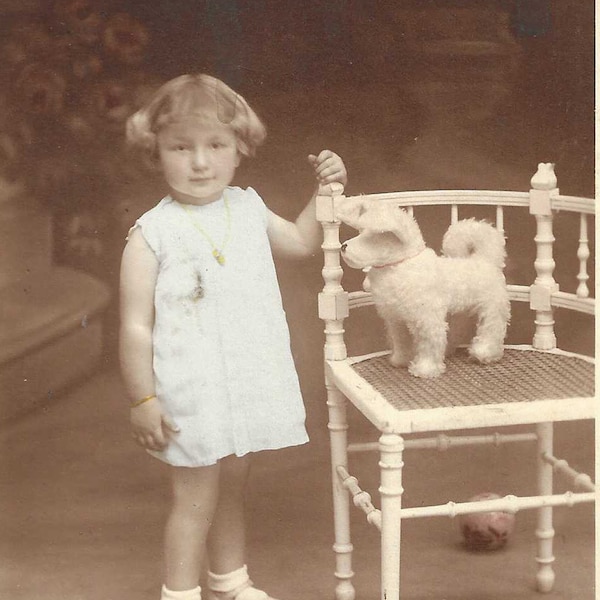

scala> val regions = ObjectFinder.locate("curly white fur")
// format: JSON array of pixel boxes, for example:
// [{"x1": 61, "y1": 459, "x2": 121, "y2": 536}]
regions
[{"x1": 340, "y1": 201, "x2": 510, "y2": 378}]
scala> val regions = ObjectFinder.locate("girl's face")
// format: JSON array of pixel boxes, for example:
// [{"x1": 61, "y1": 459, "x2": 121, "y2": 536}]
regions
[{"x1": 156, "y1": 116, "x2": 240, "y2": 205}]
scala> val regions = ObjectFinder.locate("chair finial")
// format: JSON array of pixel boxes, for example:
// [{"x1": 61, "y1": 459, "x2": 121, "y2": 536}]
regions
[
  {"x1": 531, "y1": 163, "x2": 557, "y2": 190},
  {"x1": 318, "y1": 182, "x2": 345, "y2": 197}
]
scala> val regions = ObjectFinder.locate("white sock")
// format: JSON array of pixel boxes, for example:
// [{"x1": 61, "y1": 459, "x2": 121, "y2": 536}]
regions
[
  {"x1": 207, "y1": 566, "x2": 275, "y2": 600},
  {"x1": 161, "y1": 584, "x2": 202, "y2": 600},
  {"x1": 208, "y1": 565, "x2": 250, "y2": 593}
]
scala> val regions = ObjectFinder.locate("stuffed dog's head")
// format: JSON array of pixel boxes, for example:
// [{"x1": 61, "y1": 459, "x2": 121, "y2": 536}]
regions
[{"x1": 339, "y1": 201, "x2": 426, "y2": 269}]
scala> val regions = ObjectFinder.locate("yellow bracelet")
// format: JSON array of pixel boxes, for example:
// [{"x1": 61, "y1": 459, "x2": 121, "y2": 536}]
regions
[{"x1": 131, "y1": 394, "x2": 156, "y2": 408}]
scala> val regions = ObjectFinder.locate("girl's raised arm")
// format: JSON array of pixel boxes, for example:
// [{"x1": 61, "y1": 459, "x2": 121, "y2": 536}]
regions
[{"x1": 267, "y1": 150, "x2": 347, "y2": 260}]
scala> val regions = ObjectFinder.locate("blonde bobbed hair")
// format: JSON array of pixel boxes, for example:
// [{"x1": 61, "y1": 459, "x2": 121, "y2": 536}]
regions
[{"x1": 126, "y1": 74, "x2": 266, "y2": 158}]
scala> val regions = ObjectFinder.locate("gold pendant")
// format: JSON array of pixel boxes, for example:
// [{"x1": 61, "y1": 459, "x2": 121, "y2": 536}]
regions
[{"x1": 213, "y1": 249, "x2": 226, "y2": 265}]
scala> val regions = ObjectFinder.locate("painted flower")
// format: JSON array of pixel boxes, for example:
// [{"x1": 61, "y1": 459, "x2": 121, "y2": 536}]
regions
[
  {"x1": 71, "y1": 51, "x2": 103, "y2": 79},
  {"x1": 2, "y1": 21, "x2": 54, "y2": 66},
  {"x1": 103, "y1": 13, "x2": 149, "y2": 65},
  {"x1": 53, "y1": 0, "x2": 103, "y2": 45},
  {"x1": 14, "y1": 63, "x2": 67, "y2": 115},
  {"x1": 0, "y1": 8, "x2": 152, "y2": 205},
  {"x1": 90, "y1": 79, "x2": 133, "y2": 125}
]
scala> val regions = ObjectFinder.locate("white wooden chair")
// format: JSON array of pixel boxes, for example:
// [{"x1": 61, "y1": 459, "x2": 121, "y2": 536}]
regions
[{"x1": 316, "y1": 163, "x2": 595, "y2": 600}]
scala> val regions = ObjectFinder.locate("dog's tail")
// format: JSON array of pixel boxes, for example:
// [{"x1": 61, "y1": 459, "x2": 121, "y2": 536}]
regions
[{"x1": 442, "y1": 219, "x2": 506, "y2": 269}]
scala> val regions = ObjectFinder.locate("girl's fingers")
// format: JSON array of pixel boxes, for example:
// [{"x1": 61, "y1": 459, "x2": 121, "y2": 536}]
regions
[
  {"x1": 309, "y1": 150, "x2": 346, "y2": 184},
  {"x1": 132, "y1": 429, "x2": 168, "y2": 450},
  {"x1": 309, "y1": 150, "x2": 336, "y2": 169},
  {"x1": 133, "y1": 433, "x2": 147, "y2": 448},
  {"x1": 317, "y1": 164, "x2": 340, "y2": 178},
  {"x1": 317, "y1": 149, "x2": 334, "y2": 162},
  {"x1": 315, "y1": 163, "x2": 338, "y2": 179},
  {"x1": 318, "y1": 166, "x2": 346, "y2": 183},
  {"x1": 152, "y1": 428, "x2": 166, "y2": 448},
  {"x1": 162, "y1": 415, "x2": 180, "y2": 433},
  {"x1": 145, "y1": 438, "x2": 164, "y2": 451}
]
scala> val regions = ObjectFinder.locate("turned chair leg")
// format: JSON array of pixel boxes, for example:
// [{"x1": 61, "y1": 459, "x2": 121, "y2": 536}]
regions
[
  {"x1": 379, "y1": 433, "x2": 405, "y2": 600},
  {"x1": 327, "y1": 385, "x2": 355, "y2": 600},
  {"x1": 535, "y1": 422, "x2": 556, "y2": 592}
]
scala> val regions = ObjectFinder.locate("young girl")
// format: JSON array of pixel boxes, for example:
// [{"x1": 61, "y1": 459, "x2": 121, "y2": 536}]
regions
[{"x1": 119, "y1": 74, "x2": 347, "y2": 600}]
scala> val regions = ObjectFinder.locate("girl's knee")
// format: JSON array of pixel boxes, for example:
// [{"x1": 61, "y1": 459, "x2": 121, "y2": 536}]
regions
[
  {"x1": 218, "y1": 455, "x2": 251, "y2": 495},
  {"x1": 170, "y1": 464, "x2": 220, "y2": 507}
]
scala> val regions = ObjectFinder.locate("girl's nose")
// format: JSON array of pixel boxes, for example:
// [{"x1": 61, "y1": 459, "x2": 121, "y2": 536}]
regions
[{"x1": 191, "y1": 148, "x2": 209, "y2": 170}]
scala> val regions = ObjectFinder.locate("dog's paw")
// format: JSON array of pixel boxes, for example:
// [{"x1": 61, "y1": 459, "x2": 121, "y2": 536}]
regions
[
  {"x1": 389, "y1": 352, "x2": 410, "y2": 368},
  {"x1": 409, "y1": 359, "x2": 446, "y2": 378},
  {"x1": 469, "y1": 342, "x2": 504, "y2": 364}
]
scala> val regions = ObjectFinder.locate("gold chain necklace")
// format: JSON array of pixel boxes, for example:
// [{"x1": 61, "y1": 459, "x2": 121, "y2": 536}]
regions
[{"x1": 180, "y1": 194, "x2": 231, "y2": 266}]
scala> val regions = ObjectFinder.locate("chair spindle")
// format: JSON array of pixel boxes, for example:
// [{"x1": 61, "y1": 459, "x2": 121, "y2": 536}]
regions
[
  {"x1": 529, "y1": 163, "x2": 560, "y2": 350},
  {"x1": 576, "y1": 213, "x2": 590, "y2": 298}
]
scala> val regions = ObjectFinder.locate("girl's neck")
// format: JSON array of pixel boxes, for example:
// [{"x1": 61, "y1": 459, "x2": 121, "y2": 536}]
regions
[{"x1": 170, "y1": 188, "x2": 226, "y2": 207}]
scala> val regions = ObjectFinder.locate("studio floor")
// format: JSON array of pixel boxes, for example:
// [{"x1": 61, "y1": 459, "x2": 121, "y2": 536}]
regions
[{"x1": 0, "y1": 367, "x2": 595, "y2": 600}]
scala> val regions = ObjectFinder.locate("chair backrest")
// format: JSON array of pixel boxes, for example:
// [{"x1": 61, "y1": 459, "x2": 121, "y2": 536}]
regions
[{"x1": 317, "y1": 163, "x2": 595, "y2": 361}]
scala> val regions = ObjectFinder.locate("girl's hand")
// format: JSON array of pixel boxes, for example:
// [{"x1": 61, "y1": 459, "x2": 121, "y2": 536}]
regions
[
  {"x1": 308, "y1": 150, "x2": 348, "y2": 187},
  {"x1": 130, "y1": 398, "x2": 180, "y2": 451}
]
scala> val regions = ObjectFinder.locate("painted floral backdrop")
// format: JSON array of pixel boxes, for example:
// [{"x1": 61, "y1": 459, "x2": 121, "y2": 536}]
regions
[{"x1": 0, "y1": 0, "x2": 160, "y2": 270}]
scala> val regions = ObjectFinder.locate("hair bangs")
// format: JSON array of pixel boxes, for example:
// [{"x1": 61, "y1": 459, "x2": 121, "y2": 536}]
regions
[
  {"x1": 152, "y1": 82, "x2": 220, "y2": 131},
  {"x1": 126, "y1": 73, "x2": 266, "y2": 160}
]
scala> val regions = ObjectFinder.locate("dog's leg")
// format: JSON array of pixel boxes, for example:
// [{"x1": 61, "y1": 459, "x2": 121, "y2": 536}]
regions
[
  {"x1": 408, "y1": 316, "x2": 448, "y2": 378},
  {"x1": 469, "y1": 298, "x2": 510, "y2": 364},
  {"x1": 387, "y1": 321, "x2": 413, "y2": 367}
]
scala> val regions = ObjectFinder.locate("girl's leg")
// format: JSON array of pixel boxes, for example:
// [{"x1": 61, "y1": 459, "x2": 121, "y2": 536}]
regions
[
  {"x1": 164, "y1": 463, "x2": 221, "y2": 592},
  {"x1": 206, "y1": 455, "x2": 278, "y2": 599},
  {"x1": 207, "y1": 454, "x2": 251, "y2": 573}
]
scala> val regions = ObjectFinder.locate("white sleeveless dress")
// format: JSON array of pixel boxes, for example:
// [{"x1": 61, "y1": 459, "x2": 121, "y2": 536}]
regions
[{"x1": 131, "y1": 186, "x2": 308, "y2": 467}]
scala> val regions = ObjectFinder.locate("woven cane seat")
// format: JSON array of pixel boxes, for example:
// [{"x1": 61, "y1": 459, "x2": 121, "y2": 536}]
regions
[
  {"x1": 351, "y1": 348, "x2": 595, "y2": 411},
  {"x1": 327, "y1": 346, "x2": 595, "y2": 434}
]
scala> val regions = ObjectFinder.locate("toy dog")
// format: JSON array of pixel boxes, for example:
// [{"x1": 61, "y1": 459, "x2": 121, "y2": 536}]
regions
[{"x1": 338, "y1": 200, "x2": 510, "y2": 378}]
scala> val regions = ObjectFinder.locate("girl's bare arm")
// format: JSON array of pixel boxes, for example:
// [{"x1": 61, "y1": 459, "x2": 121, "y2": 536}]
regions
[
  {"x1": 120, "y1": 228, "x2": 178, "y2": 450},
  {"x1": 267, "y1": 150, "x2": 347, "y2": 260},
  {"x1": 119, "y1": 227, "x2": 158, "y2": 401}
]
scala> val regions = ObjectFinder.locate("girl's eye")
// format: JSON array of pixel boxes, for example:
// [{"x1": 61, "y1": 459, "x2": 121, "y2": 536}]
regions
[{"x1": 211, "y1": 142, "x2": 224, "y2": 150}]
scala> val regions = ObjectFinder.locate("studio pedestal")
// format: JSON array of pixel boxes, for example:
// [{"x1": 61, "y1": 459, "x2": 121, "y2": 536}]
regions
[{"x1": 0, "y1": 185, "x2": 110, "y2": 422}]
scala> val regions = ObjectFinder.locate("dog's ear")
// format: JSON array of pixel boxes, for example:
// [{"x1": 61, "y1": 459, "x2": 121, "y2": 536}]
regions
[
  {"x1": 388, "y1": 207, "x2": 414, "y2": 242},
  {"x1": 336, "y1": 197, "x2": 367, "y2": 229}
]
